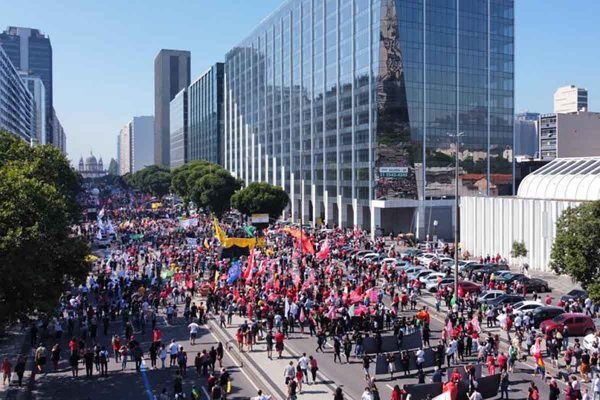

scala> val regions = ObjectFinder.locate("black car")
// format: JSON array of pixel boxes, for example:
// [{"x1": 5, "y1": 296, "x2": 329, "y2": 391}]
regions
[
  {"x1": 487, "y1": 294, "x2": 525, "y2": 307},
  {"x1": 561, "y1": 289, "x2": 587, "y2": 303},
  {"x1": 472, "y1": 264, "x2": 509, "y2": 281},
  {"x1": 461, "y1": 263, "x2": 486, "y2": 276},
  {"x1": 532, "y1": 306, "x2": 565, "y2": 328},
  {"x1": 505, "y1": 275, "x2": 550, "y2": 293}
]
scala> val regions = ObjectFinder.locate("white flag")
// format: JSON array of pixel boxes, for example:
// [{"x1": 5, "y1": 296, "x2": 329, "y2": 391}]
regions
[
  {"x1": 432, "y1": 392, "x2": 451, "y2": 400},
  {"x1": 96, "y1": 229, "x2": 103, "y2": 240}
]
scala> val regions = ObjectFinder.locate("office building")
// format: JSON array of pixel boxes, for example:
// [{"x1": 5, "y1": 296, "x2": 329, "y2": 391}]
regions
[
  {"x1": 223, "y1": 0, "x2": 514, "y2": 236},
  {"x1": 514, "y1": 112, "x2": 539, "y2": 158},
  {"x1": 118, "y1": 123, "x2": 131, "y2": 175},
  {"x1": 21, "y1": 74, "x2": 46, "y2": 145},
  {"x1": 170, "y1": 88, "x2": 188, "y2": 168},
  {"x1": 554, "y1": 85, "x2": 587, "y2": 114},
  {"x1": 119, "y1": 116, "x2": 154, "y2": 174},
  {"x1": 539, "y1": 111, "x2": 600, "y2": 160},
  {"x1": 0, "y1": 45, "x2": 33, "y2": 141},
  {"x1": 0, "y1": 27, "x2": 53, "y2": 145},
  {"x1": 154, "y1": 49, "x2": 191, "y2": 167},
  {"x1": 131, "y1": 116, "x2": 154, "y2": 173},
  {"x1": 51, "y1": 108, "x2": 66, "y2": 154},
  {"x1": 188, "y1": 63, "x2": 224, "y2": 165}
]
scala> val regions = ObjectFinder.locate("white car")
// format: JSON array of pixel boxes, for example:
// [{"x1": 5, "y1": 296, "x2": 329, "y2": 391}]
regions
[
  {"x1": 583, "y1": 333, "x2": 600, "y2": 351},
  {"x1": 360, "y1": 252, "x2": 381, "y2": 261},
  {"x1": 477, "y1": 290, "x2": 505, "y2": 304},
  {"x1": 424, "y1": 273, "x2": 447, "y2": 291},
  {"x1": 417, "y1": 253, "x2": 438, "y2": 267},
  {"x1": 382, "y1": 257, "x2": 399, "y2": 266},
  {"x1": 405, "y1": 266, "x2": 425, "y2": 281},
  {"x1": 512, "y1": 301, "x2": 543, "y2": 316},
  {"x1": 414, "y1": 269, "x2": 434, "y2": 283}
]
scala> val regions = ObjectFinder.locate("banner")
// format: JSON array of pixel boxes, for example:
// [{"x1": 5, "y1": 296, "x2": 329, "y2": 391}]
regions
[
  {"x1": 251, "y1": 213, "x2": 269, "y2": 224},
  {"x1": 151, "y1": 202, "x2": 162, "y2": 209},
  {"x1": 186, "y1": 238, "x2": 198, "y2": 246},
  {"x1": 227, "y1": 261, "x2": 241, "y2": 285},
  {"x1": 180, "y1": 218, "x2": 198, "y2": 228}
]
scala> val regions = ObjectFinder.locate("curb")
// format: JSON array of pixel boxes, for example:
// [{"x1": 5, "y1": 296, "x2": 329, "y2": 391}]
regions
[{"x1": 205, "y1": 318, "x2": 286, "y2": 400}]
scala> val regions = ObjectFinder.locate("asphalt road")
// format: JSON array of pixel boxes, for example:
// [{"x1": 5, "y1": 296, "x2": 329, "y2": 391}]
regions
[{"x1": 30, "y1": 308, "x2": 258, "y2": 399}]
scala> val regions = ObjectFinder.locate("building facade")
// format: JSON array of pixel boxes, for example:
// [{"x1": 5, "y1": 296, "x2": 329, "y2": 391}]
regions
[
  {"x1": 118, "y1": 123, "x2": 131, "y2": 175},
  {"x1": 223, "y1": 0, "x2": 514, "y2": 235},
  {"x1": 188, "y1": 63, "x2": 224, "y2": 165},
  {"x1": 170, "y1": 88, "x2": 188, "y2": 168},
  {"x1": 539, "y1": 112, "x2": 600, "y2": 160},
  {"x1": 131, "y1": 116, "x2": 154, "y2": 173},
  {"x1": 51, "y1": 108, "x2": 66, "y2": 154},
  {"x1": 154, "y1": 49, "x2": 191, "y2": 167},
  {"x1": 514, "y1": 112, "x2": 539, "y2": 158},
  {"x1": 554, "y1": 85, "x2": 587, "y2": 114},
  {"x1": 0, "y1": 45, "x2": 33, "y2": 142},
  {"x1": 0, "y1": 27, "x2": 53, "y2": 145},
  {"x1": 78, "y1": 152, "x2": 107, "y2": 179},
  {"x1": 21, "y1": 74, "x2": 46, "y2": 145}
]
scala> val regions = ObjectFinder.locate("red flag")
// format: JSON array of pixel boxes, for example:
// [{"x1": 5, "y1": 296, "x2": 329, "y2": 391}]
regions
[
  {"x1": 316, "y1": 240, "x2": 330, "y2": 261},
  {"x1": 244, "y1": 249, "x2": 255, "y2": 283},
  {"x1": 299, "y1": 308, "x2": 306, "y2": 323}
]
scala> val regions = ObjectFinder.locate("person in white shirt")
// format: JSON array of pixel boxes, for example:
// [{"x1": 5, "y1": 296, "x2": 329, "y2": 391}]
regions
[
  {"x1": 251, "y1": 389, "x2": 272, "y2": 400},
  {"x1": 168, "y1": 339, "x2": 179, "y2": 367},
  {"x1": 188, "y1": 321, "x2": 200, "y2": 345},
  {"x1": 298, "y1": 353, "x2": 309, "y2": 384},
  {"x1": 361, "y1": 387, "x2": 373, "y2": 400}
]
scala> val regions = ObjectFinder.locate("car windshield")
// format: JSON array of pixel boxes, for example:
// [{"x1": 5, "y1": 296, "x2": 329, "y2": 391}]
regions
[
  {"x1": 568, "y1": 290, "x2": 583, "y2": 296},
  {"x1": 552, "y1": 315, "x2": 566, "y2": 323},
  {"x1": 514, "y1": 302, "x2": 524, "y2": 308}
]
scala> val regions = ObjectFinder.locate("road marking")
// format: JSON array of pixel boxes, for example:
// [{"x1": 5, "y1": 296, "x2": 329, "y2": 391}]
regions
[
  {"x1": 202, "y1": 386, "x2": 211, "y2": 399},
  {"x1": 206, "y1": 321, "x2": 260, "y2": 392}
]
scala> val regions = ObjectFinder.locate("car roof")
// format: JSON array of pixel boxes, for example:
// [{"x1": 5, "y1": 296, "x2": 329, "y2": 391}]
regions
[
  {"x1": 516, "y1": 301, "x2": 541, "y2": 306},
  {"x1": 560, "y1": 312, "x2": 589, "y2": 317},
  {"x1": 535, "y1": 306, "x2": 563, "y2": 311}
]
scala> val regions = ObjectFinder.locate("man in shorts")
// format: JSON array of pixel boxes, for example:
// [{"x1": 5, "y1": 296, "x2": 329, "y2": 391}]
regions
[{"x1": 188, "y1": 320, "x2": 200, "y2": 345}]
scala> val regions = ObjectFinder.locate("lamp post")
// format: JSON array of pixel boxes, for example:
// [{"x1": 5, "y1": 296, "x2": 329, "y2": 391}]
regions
[{"x1": 448, "y1": 132, "x2": 464, "y2": 303}]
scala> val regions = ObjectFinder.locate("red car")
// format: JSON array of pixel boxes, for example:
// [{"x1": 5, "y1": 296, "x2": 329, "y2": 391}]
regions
[
  {"x1": 540, "y1": 313, "x2": 596, "y2": 336},
  {"x1": 440, "y1": 280, "x2": 481, "y2": 295}
]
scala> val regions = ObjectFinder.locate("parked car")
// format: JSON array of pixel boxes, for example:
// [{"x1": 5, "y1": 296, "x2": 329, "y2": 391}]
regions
[
  {"x1": 417, "y1": 253, "x2": 438, "y2": 267},
  {"x1": 405, "y1": 267, "x2": 426, "y2": 281},
  {"x1": 561, "y1": 289, "x2": 588, "y2": 303},
  {"x1": 512, "y1": 301, "x2": 544, "y2": 316},
  {"x1": 494, "y1": 270, "x2": 516, "y2": 282},
  {"x1": 531, "y1": 306, "x2": 565, "y2": 328},
  {"x1": 360, "y1": 252, "x2": 381, "y2": 261},
  {"x1": 583, "y1": 332, "x2": 600, "y2": 351},
  {"x1": 505, "y1": 275, "x2": 551, "y2": 293},
  {"x1": 414, "y1": 269, "x2": 434, "y2": 283},
  {"x1": 439, "y1": 280, "x2": 482, "y2": 295},
  {"x1": 486, "y1": 294, "x2": 525, "y2": 307},
  {"x1": 472, "y1": 264, "x2": 510, "y2": 281},
  {"x1": 426, "y1": 276, "x2": 453, "y2": 292},
  {"x1": 540, "y1": 313, "x2": 596, "y2": 336},
  {"x1": 461, "y1": 263, "x2": 486, "y2": 276},
  {"x1": 477, "y1": 290, "x2": 505, "y2": 304},
  {"x1": 400, "y1": 248, "x2": 423, "y2": 259}
]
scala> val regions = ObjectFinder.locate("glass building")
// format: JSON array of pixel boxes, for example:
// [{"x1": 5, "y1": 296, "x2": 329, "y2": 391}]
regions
[
  {"x1": 0, "y1": 45, "x2": 33, "y2": 142},
  {"x1": 188, "y1": 63, "x2": 224, "y2": 165},
  {"x1": 170, "y1": 88, "x2": 188, "y2": 168},
  {"x1": 223, "y1": 0, "x2": 514, "y2": 236}
]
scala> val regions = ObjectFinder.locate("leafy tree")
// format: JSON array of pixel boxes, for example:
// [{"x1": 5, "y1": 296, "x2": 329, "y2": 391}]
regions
[
  {"x1": 551, "y1": 201, "x2": 600, "y2": 301},
  {"x1": 170, "y1": 160, "x2": 222, "y2": 204},
  {"x1": 191, "y1": 169, "x2": 241, "y2": 217},
  {"x1": 128, "y1": 165, "x2": 171, "y2": 197},
  {"x1": 0, "y1": 131, "x2": 89, "y2": 322},
  {"x1": 231, "y1": 182, "x2": 289, "y2": 220},
  {"x1": 107, "y1": 158, "x2": 119, "y2": 176}
]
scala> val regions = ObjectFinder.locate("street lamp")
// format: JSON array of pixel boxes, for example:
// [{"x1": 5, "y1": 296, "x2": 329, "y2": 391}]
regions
[{"x1": 448, "y1": 132, "x2": 464, "y2": 305}]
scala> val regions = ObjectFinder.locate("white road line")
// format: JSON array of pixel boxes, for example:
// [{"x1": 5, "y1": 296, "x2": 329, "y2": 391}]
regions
[
  {"x1": 202, "y1": 386, "x2": 211, "y2": 399},
  {"x1": 206, "y1": 322, "x2": 260, "y2": 392}
]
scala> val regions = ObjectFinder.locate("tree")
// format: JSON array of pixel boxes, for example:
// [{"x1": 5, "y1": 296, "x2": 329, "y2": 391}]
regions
[
  {"x1": 0, "y1": 131, "x2": 89, "y2": 323},
  {"x1": 551, "y1": 201, "x2": 600, "y2": 302},
  {"x1": 107, "y1": 158, "x2": 119, "y2": 176},
  {"x1": 191, "y1": 169, "x2": 241, "y2": 217},
  {"x1": 170, "y1": 160, "x2": 222, "y2": 205},
  {"x1": 231, "y1": 182, "x2": 289, "y2": 220},
  {"x1": 510, "y1": 241, "x2": 528, "y2": 268},
  {"x1": 128, "y1": 165, "x2": 171, "y2": 197}
]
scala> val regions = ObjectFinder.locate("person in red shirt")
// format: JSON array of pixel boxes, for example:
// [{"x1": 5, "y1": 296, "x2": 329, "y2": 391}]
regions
[
  {"x1": 153, "y1": 327, "x2": 162, "y2": 346},
  {"x1": 2, "y1": 357, "x2": 11, "y2": 386},
  {"x1": 450, "y1": 367, "x2": 462, "y2": 382},
  {"x1": 69, "y1": 336, "x2": 79, "y2": 355},
  {"x1": 545, "y1": 295, "x2": 553, "y2": 305},
  {"x1": 486, "y1": 354, "x2": 496, "y2": 376},
  {"x1": 497, "y1": 352, "x2": 508, "y2": 372},
  {"x1": 274, "y1": 330, "x2": 285, "y2": 359},
  {"x1": 443, "y1": 380, "x2": 458, "y2": 400}
]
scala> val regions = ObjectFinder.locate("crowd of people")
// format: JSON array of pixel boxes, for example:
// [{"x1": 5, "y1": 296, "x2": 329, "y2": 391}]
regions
[{"x1": 3, "y1": 182, "x2": 600, "y2": 400}]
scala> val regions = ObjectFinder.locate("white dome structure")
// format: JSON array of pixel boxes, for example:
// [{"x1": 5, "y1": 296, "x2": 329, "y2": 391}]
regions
[{"x1": 518, "y1": 157, "x2": 600, "y2": 200}]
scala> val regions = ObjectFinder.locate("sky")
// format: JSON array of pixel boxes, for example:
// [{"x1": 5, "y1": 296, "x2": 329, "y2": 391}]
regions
[{"x1": 2, "y1": 0, "x2": 600, "y2": 164}]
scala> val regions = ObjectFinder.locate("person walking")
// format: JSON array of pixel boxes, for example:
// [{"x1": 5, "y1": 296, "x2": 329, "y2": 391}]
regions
[
  {"x1": 2, "y1": 357, "x2": 11, "y2": 386},
  {"x1": 309, "y1": 355, "x2": 319, "y2": 384},
  {"x1": 499, "y1": 371, "x2": 509, "y2": 400}
]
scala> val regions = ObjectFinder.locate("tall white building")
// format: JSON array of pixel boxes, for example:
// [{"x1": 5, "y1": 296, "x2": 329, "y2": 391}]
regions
[
  {"x1": 20, "y1": 74, "x2": 46, "y2": 145},
  {"x1": 554, "y1": 85, "x2": 588, "y2": 114},
  {"x1": 118, "y1": 123, "x2": 131, "y2": 175},
  {"x1": 131, "y1": 116, "x2": 154, "y2": 173},
  {"x1": 119, "y1": 116, "x2": 154, "y2": 175}
]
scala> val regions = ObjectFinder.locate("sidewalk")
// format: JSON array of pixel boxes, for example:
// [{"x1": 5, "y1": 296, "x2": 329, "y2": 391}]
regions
[
  {"x1": 0, "y1": 325, "x2": 33, "y2": 400},
  {"x1": 206, "y1": 313, "x2": 338, "y2": 400}
]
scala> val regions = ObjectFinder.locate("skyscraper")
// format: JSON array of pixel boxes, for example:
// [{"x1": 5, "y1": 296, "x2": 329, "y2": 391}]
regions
[
  {"x1": 0, "y1": 27, "x2": 53, "y2": 145},
  {"x1": 119, "y1": 116, "x2": 155, "y2": 174},
  {"x1": 223, "y1": 0, "x2": 514, "y2": 236},
  {"x1": 554, "y1": 85, "x2": 587, "y2": 114},
  {"x1": 21, "y1": 74, "x2": 46, "y2": 145},
  {"x1": 0, "y1": 45, "x2": 34, "y2": 142},
  {"x1": 154, "y1": 49, "x2": 191, "y2": 167}
]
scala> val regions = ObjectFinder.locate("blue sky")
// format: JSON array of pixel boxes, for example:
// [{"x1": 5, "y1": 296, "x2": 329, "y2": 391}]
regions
[{"x1": 2, "y1": 0, "x2": 599, "y2": 163}]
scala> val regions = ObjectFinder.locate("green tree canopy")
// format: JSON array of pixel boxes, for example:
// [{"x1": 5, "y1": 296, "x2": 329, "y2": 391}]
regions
[
  {"x1": 128, "y1": 165, "x2": 171, "y2": 197},
  {"x1": 511, "y1": 241, "x2": 528, "y2": 258},
  {"x1": 551, "y1": 201, "x2": 600, "y2": 301},
  {"x1": 231, "y1": 182, "x2": 289, "y2": 220},
  {"x1": 0, "y1": 131, "x2": 89, "y2": 322},
  {"x1": 170, "y1": 160, "x2": 223, "y2": 204},
  {"x1": 190, "y1": 168, "x2": 241, "y2": 217}
]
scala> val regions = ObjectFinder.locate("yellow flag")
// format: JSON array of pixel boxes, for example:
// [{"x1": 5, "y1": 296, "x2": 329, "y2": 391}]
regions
[
  {"x1": 214, "y1": 271, "x2": 220, "y2": 284},
  {"x1": 204, "y1": 238, "x2": 210, "y2": 249},
  {"x1": 213, "y1": 218, "x2": 227, "y2": 243}
]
